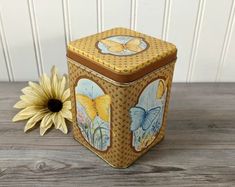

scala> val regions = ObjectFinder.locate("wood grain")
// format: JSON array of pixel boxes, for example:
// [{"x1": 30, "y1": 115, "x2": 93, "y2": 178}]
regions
[{"x1": 0, "y1": 82, "x2": 235, "y2": 187}]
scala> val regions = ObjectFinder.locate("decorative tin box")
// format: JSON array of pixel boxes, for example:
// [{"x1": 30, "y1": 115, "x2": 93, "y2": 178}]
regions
[{"x1": 67, "y1": 27, "x2": 177, "y2": 168}]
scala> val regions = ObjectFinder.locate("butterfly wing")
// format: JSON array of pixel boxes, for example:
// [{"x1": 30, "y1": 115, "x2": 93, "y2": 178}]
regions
[
  {"x1": 76, "y1": 94, "x2": 97, "y2": 121},
  {"x1": 142, "y1": 107, "x2": 161, "y2": 130},
  {"x1": 156, "y1": 80, "x2": 166, "y2": 99},
  {"x1": 95, "y1": 95, "x2": 111, "y2": 122},
  {"x1": 126, "y1": 38, "x2": 143, "y2": 52},
  {"x1": 100, "y1": 39, "x2": 124, "y2": 53},
  {"x1": 129, "y1": 106, "x2": 146, "y2": 131}
]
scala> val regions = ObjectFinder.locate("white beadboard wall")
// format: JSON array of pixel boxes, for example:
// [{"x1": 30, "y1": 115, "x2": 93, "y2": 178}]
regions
[{"x1": 0, "y1": 0, "x2": 235, "y2": 82}]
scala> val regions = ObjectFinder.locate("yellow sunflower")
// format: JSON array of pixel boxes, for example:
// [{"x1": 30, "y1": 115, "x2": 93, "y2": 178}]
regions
[{"x1": 12, "y1": 66, "x2": 72, "y2": 136}]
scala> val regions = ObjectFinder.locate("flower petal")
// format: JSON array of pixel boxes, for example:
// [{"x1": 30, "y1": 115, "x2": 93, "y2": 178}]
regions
[
  {"x1": 21, "y1": 86, "x2": 48, "y2": 102},
  {"x1": 40, "y1": 121, "x2": 53, "y2": 136},
  {"x1": 63, "y1": 101, "x2": 71, "y2": 110},
  {"x1": 58, "y1": 116, "x2": 68, "y2": 134},
  {"x1": 25, "y1": 81, "x2": 49, "y2": 100},
  {"x1": 61, "y1": 88, "x2": 70, "y2": 102},
  {"x1": 61, "y1": 109, "x2": 72, "y2": 122},
  {"x1": 51, "y1": 65, "x2": 61, "y2": 79},
  {"x1": 20, "y1": 94, "x2": 45, "y2": 106},
  {"x1": 12, "y1": 106, "x2": 42, "y2": 122},
  {"x1": 53, "y1": 113, "x2": 68, "y2": 134},
  {"x1": 58, "y1": 76, "x2": 66, "y2": 98},
  {"x1": 13, "y1": 100, "x2": 28, "y2": 109},
  {"x1": 39, "y1": 74, "x2": 52, "y2": 98},
  {"x1": 40, "y1": 113, "x2": 54, "y2": 136},
  {"x1": 51, "y1": 66, "x2": 59, "y2": 99},
  {"x1": 24, "y1": 109, "x2": 47, "y2": 132},
  {"x1": 51, "y1": 65, "x2": 58, "y2": 76},
  {"x1": 28, "y1": 81, "x2": 49, "y2": 100},
  {"x1": 21, "y1": 86, "x2": 32, "y2": 95}
]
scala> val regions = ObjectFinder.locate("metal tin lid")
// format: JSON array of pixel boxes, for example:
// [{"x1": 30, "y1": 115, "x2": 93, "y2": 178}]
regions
[{"x1": 67, "y1": 27, "x2": 177, "y2": 83}]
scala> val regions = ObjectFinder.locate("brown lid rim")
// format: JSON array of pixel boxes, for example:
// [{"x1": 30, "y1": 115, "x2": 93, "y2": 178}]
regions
[{"x1": 67, "y1": 50, "x2": 177, "y2": 83}]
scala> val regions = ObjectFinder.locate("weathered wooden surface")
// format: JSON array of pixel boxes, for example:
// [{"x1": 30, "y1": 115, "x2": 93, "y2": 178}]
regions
[{"x1": 0, "y1": 82, "x2": 235, "y2": 187}]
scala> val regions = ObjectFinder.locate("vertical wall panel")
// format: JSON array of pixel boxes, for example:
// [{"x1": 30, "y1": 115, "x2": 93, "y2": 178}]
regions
[
  {"x1": 1, "y1": 0, "x2": 38, "y2": 81},
  {"x1": 33, "y1": 0, "x2": 67, "y2": 75},
  {"x1": 136, "y1": 0, "x2": 165, "y2": 38},
  {"x1": 0, "y1": 0, "x2": 234, "y2": 82},
  {"x1": 218, "y1": 0, "x2": 235, "y2": 82},
  {"x1": 220, "y1": 23, "x2": 235, "y2": 82},
  {"x1": 191, "y1": 0, "x2": 233, "y2": 82},
  {"x1": 102, "y1": 0, "x2": 131, "y2": 30},
  {"x1": 168, "y1": 0, "x2": 199, "y2": 82},
  {"x1": 0, "y1": 46, "x2": 9, "y2": 81},
  {"x1": 69, "y1": 0, "x2": 97, "y2": 39},
  {"x1": 0, "y1": 11, "x2": 10, "y2": 81}
]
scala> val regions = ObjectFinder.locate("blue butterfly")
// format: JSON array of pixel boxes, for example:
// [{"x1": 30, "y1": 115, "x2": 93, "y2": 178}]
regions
[{"x1": 129, "y1": 106, "x2": 162, "y2": 132}]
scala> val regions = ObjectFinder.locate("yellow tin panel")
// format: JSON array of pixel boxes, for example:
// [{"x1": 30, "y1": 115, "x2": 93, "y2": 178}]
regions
[
  {"x1": 67, "y1": 27, "x2": 177, "y2": 75},
  {"x1": 68, "y1": 57, "x2": 176, "y2": 168}
]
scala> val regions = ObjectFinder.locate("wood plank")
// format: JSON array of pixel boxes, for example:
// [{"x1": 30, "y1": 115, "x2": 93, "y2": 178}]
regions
[{"x1": 0, "y1": 83, "x2": 235, "y2": 186}]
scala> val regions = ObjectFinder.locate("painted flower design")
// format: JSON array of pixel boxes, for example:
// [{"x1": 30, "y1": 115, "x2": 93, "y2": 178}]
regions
[{"x1": 12, "y1": 66, "x2": 72, "y2": 136}]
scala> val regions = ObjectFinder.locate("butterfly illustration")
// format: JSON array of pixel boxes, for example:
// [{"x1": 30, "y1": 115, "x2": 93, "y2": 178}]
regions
[
  {"x1": 156, "y1": 78, "x2": 169, "y2": 99},
  {"x1": 76, "y1": 94, "x2": 111, "y2": 122},
  {"x1": 130, "y1": 106, "x2": 162, "y2": 132},
  {"x1": 100, "y1": 37, "x2": 144, "y2": 53}
]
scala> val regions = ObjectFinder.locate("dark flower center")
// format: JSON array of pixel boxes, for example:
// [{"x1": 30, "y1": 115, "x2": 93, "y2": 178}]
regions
[{"x1": 47, "y1": 99, "x2": 63, "y2": 112}]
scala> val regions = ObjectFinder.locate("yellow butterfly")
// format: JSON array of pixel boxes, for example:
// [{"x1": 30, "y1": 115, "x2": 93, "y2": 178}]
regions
[
  {"x1": 76, "y1": 94, "x2": 111, "y2": 122},
  {"x1": 156, "y1": 78, "x2": 169, "y2": 99},
  {"x1": 100, "y1": 38, "x2": 143, "y2": 53}
]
